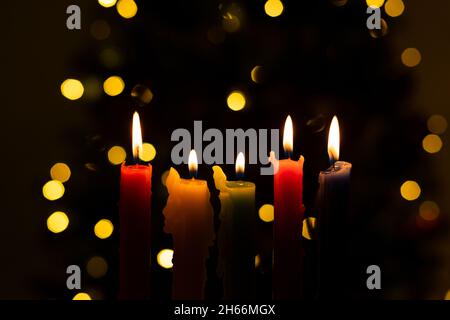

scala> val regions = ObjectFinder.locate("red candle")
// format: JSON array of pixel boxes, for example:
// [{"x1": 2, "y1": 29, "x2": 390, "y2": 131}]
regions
[
  {"x1": 273, "y1": 115, "x2": 304, "y2": 299},
  {"x1": 119, "y1": 111, "x2": 152, "y2": 299}
]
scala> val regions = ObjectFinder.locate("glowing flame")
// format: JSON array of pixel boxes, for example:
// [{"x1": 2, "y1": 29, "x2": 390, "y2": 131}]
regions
[
  {"x1": 283, "y1": 115, "x2": 293, "y2": 155},
  {"x1": 236, "y1": 152, "x2": 245, "y2": 175},
  {"x1": 188, "y1": 149, "x2": 198, "y2": 177},
  {"x1": 132, "y1": 111, "x2": 143, "y2": 160},
  {"x1": 327, "y1": 116, "x2": 340, "y2": 164}
]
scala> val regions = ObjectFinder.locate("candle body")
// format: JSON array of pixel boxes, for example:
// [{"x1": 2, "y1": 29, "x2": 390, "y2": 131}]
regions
[
  {"x1": 119, "y1": 163, "x2": 152, "y2": 299},
  {"x1": 163, "y1": 168, "x2": 214, "y2": 300},
  {"x1": 317, "y1": 161, "x2": 351, "y2": 298},
  {"x1": 273, "y1": 157, "x2": 304, "y2": 299}
]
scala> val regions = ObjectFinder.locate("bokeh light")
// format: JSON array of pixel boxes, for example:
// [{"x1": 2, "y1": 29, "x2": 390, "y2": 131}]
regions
[
  {"x1": 157, "y1": 249, "x2": 174, "y2": 269},
  {"x1": 255, "y1": 255, "x2": 261, "y2": 268},
  {"x1": 445, "y1": 289, "x2": 450, "y2": 300},
  {"x1": 366, "y1": 0, "x2": 384, "y2": 8},
  {"x1": 42, "y1": 180, "x2": 65, "y2": 201},
  {"x1": 251, "y1": 66, "x2": 263, "y2": 83},
  {"x1": 222, "y1": 13, "x2": 240, "y2": 33},
  {"x1": 139, "y1": 143, "x2": 156, "y2": 162},
  {"x1": 50, "y1": 163, "x2": 71, "y2": 183},
  {"x1": 131, "y1": 84, "x2": 153, "y2": 105},
  {"x1": 117, "y1": 0, "x2": 138, "y2": 19},
  {"x1": 72, "y1": 292, "x2": 92, "y2": 300},
  {"x1": 422, "y1": 134, "x2": 443, "y2": 154},
  {"x1": 100, "y1": 48, "x2": 122, "y2": 69},
  {"x1": 83, "y1": 77, "x2": 102, "y2": 100},
  {"x1": 47, "y1": 211, "x2": 69, "y2": 234},
  {"x1": 302, "y1": 217, "x2": 317, "y2": 240},
  {"x1": 61, "y1": 79, "x2": 84, "y2": 101},
  {"x1": 108, "y1": 146, "x2": 126, "y2": 165},
  {"x1": 427, "y1": 115, "x2": 447, "y2": 134},
  {"x1": 87, "y1": 256, "x2": 108, "y2": 278},
  {"x1": 103, "y1": 76, "x2": 125, "y2": 96},
  {"x1": 419, "y1": 201, "x2": 440, "y2": 222},
  {"x1": 94, "y1": 219, "x2": 114, "y2": 239},
  {"x1": 400, "y1": 180, "x2": 421, "y2": 201},
  {"x1": 401, "y1": 48, "x2": 421, "y2": 67},
  {"x1": 227, "y1": 91, "x2": 246, "y2": 111},
  {"x1": 98, "y1": 0, "x2": 117, "y2": 8},
  {"x1": 264, "y1": 0, "x2": 284, "y2": 18},
  {"x1": 369, "y1": 19, "x2": 389, "y2": 38},
  {"x1": 90, "y1": 20, "x2": 111, "y2": 40},
  {"x1": 384, "y1": 0, "x2": 405, "y2": 17},
  {"x1": 258, "y1": 204, "x2": 274, "y2": 222}
]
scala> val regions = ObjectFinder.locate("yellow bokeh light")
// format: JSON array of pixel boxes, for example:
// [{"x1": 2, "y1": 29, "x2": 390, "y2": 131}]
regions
[
  {"x1": 108, "y1": 146, "x2": 126, "y2": 165},
  {"x1": 419, "y1": 201, "x2": 440, "y2": 222},
  {"x1": 258, "y1": 204, "x2": 274, "y2": 222},
  {"x1": 61, "y1": 79, "x2": 84, "y2": 101},
  {"x1": 42, "y1": 180, "x2": 65, "y2": 201},
  {"x1": 94, "y1": 219, "x2": 114, "y2": 239},
  {"x1": 251, "y1": 66, "x2": 262, "y2": 83},
  {"x1": 366, "y1": 0, "x2": 385, "y2": 8},
  {"x1": 73, "y1": 292, "x2": 92, "y2": 300},
  {"x1": 427, "y1": 115, "x2": 447, "y2": 135},
  {"x1": 103, "y1": 76, "x2": 125, "y2": 96},
  {"x1": 222, "y1": 13, "x2": 240, "y2": 33},
  {"x1": 157, "y1": 249, "x2": 174, "y2": 269},
  {"x1": 161, "y1": 170, "x2": 170, "y2": 187},
  {"x1": 400, "y1": 180, "x2": 421, "y2": 201},
  {"x1": 50, "y1": 163, "x2": 71, "y2": 183},
  {"x1": 445, "y1": 289, "x2": 450, "y2": 300},
  {"x1": 98, "y1": 0, "x2": 117, "y2": 8},
  {"x1": 87, "y1": 256, "x2": 108, "y2": 278},
  {"x1": 139, "y1": 143, "x2": 156, "y2": 162},
  {"x1": 422, "y1": 134, "x2": 443, "y2": 154},
  {"x1": 302, "y1": 217, "x2": 317, "y2": 240},
  {"x1": 401, "y1": 48, "x2": 421, "y2": 67},
  {"x1": 47, "y1": 211, "x2": 69, "y2": 234},
  {"x1": 117, "y1": 0, "x2": 138, "y2": 19},
  {"x1": 227, "y1": 91, "x2": 246, "y2": 111},
  {"x1": 384, "y1": 0, "x2": 404, "y2": 17},
  {"x1": 255, "y1": 255, "x2": 261, "y2": 268},
  {"x1": 264, "y1": 0, "x2": 284, "y2": 18}
]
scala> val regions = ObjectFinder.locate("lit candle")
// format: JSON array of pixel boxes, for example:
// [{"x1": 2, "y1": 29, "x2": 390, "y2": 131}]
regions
[
  {"x1": 163, "y1": 150, "x2": 215, "y2": 300},
  {"x1": 213, "y1": 152, "x2": 256, "y2": 299},
  {"x1": 273, "y1": 115, "x2": 304, "y2": 299},
  {"x1": 119, "y1": 111, "x2": 152, "y2": 299},
  {"x1": 316, "y1": 116, "x2": 352, "y2": 298}
]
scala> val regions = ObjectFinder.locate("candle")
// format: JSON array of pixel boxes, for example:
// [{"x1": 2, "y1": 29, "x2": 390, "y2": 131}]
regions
[
  {"x1": 119, "y1": 111, "x2": 152, "y2": 299},
  {"x1": 163, "y1": 150, "x2": 215, "y2": 300},
  {"x1": 316, "y1": 116, "x2": 352, "y2": 298},
  {"x1": 273, "y1": 115, "x2": 304, "y2": 299},
  {"x1": 213, "y1": 152, "x2": 256, "y2": 299}
]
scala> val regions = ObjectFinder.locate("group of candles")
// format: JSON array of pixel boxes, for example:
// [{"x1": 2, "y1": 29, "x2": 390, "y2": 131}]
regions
[{"x1": 119, "y1": 112, "x2": 351, "y2": 300}]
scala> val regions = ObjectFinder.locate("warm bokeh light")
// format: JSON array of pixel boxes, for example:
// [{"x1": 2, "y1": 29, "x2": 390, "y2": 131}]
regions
[
  {"x1": 103, "y1": 76, "x2": 125, "y2": 96},
  {"x1": 255, "y1": 255, "x2": 261, "y2": 268},
  {"x1": 422, "y1": 134, "x2": 443, "y2": 154},
  {"x1": 94, "y1": 219, "x2": 114, "y2": 239},
  {"x1": 328, "y1": 116, "x2": 340, "y2": 163},
  {"x1": 132, "y1": 111, "x2": 143, "y2": 160},
  {"x1": 61, "y1": 79, "x2": 84, "y2": 100},
  {"x1": 369, "y1": 18, "x2": 389, "y2": 38},
  {"x1": 107, "y1": 146, "x2": 126, "y2": 165},
  {"x1": 47, "y1": 211, "x2": 69, "y2": 233},
  {"x1": 161, "y1": 170, "x2": 170, "y2": 187},
  {"x1": 264, "y1": 0, "x2": 284, "y2": 18},
  {"x1": 427, "y1": 115, "x2": 447, "y2": 134},
  {"x1": 235, "y1": 152, "x2": 245, "y2": 176},
  {"x1": 302, "y1": 217, "x2": 317, "y2": 240},
  {"x1": 157, "y1": 249, "x2": 174, "y2": 269},
  {"x1": 401, "y1": 48, "x2": 421, "y2": 67},
  {"x1": 227, "y1": 91, "x2": 246, "y2": 111},
  {"x1": 42, "y1": 180, "x2": 65, "y2": 201},
  {"x1": 117, "y1": 0, "x2": 138, "y2": 19},
  {"x1": 283, "y1": 115, "x2": 293, "y2": 155},
  {"x1": 87, "y1": 256, "x2": 108, "y2": 279},
  {"x1": 83, "y1": 77, "x2": 102, "y2": 101},
  {"x1": 251, "y1": 66, "x2": 262, "y2": 83},
  {"x1": 98, "y1": 0, "x2": 117, "y2": 8},
  {"x1": 72, "y1": 292, "x2": 92, "y2": 300},
  {"x1": 366, "y1": 0, "x2": 384, "y2": 8},
  {"x1": 222, "y1": 13, "x2": 240, "y2": 33},
  {"x1": 400, "y1": 180, "x2": 421, "y2": 201},
  {"x1": 445, "y1": 289, "x2": 450, "y2": 300},
  {"x1": 259, "y1": 204, "x2": 274, "y2": 222},
  {"x1": 50, "y1": 163, "x2": 71, "y2": 183},
  {"x1": 140, "y1": 143, "x2": 156, "y2": 162},
  {"x1": 188, "y1": 149, "x2": 198, "y2": 176},
  {"x1": 384, "y1": 0, "x2": 404, "y2": 17},
  {"x1": 100, "y1": 48, "x2": 122, "y2": 69},
  {"x1": 419, "y1": 201, "x2": 440, "y2": 221}
]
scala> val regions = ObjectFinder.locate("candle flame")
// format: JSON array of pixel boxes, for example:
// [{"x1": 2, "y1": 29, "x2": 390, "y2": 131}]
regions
[
  {"x1": 188, "y1": 149, "x2": 198, "y2": 177},
  {"x1": 132, "y1": 111, "x2": 143, "y2": 160},
  {"x1": 283, "y1": 115, "x2": 293, "y2": 155},
  {"x1": 236, "y1": 152, "x2": 245, "y2": 175},
  {"x1": 327, "y1": 116, "x2": 340, "y2": 164}
]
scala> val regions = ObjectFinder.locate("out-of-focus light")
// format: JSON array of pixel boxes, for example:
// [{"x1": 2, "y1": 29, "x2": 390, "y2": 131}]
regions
[
  {"x1": 427, "y1": 115, "x2": 447, "y2": 134},
  {"x1": 419, "y1": 201, "x2": 440, "y2": 222},
  {"x1": 445, "y1": 289, "x2": 450, "y2": 300},
  {"x1": 73, "y1": 292, "x2": 92, "y2": 300},
  {"x1": 258, "y1": 204, "x2": 274, "y2": 222},
  {"x1": 50, "y1": 163, "x2": 71, "y2": 183},
  {"x1": 302, "y1": 217, "x2": 316, "y2": 240},
  {"x1": 108, "y1": 146, "x2": 126, "y2": 165},
  {"x1": 100, "y1": 48, "x2": 122, "y2": 69},
  {"x1": 369, "y1": 18, "x2": 389, "y2": 38},
  {"x1": 61, "y1": 79, "x2": 84, "y2": 101},
  {"x1": 400, "y1": 180, "x2": 421, "y2": 201},
  {"x1": 42, "y1": 180, "x2": 65, "y2": 201},
  {"x1": 161, "y1": 170, "x2": 170, "y2": 187},
  {"x1": 251, "y1": 66, "x2": 262, "y2": 83},
  {"x1": 264, "y1": 0, "x2": 284, "y2": 18},
  {"x1": 131, "y1": 84, "x2": 154, "y2": 105},
  {"x1": 103, "y1": 76, "x2": 125, "y2": 96},
  {"x1": 422, "y1": 134, "x2": 443, "y2": 154},
  {"x1": 98, "y1": 0, "x2": 117, "y2": 8},
  {"x1": 385, "y1": 0, "x2": 404, "y2": 17},
  {"x1": 47, "y1": 211, "x2": 69, "y2": 233},
  {"x1": 222, "y1": 13, "x2": 240, "y2": 33},
  {"x1": 401, "y1": 48, "x2": 421, "y2": 67},
  {"x1": 227, "y1": 91, "x2": 246, "y2": 111},
  {"x1": 366, "y1": 0, "x2": 384, "y2": 8},
  {"x1": 157, "y1": 249, "x2": 174, "y2": 269},
  {"x1": 331, "y1": 0, "x2": 348, "y2": 6},
  {"x1": 139, "y1": 143, "x2": 156, "y2": 162},
  {"x1": 87, "y1": 256, "x2": 108, "y2": 278},
  {"x1": 83, "y1": 77, "x2": 102, "y2": 100},
  {"x1": 90, "y1": 20, "x2": 111, "y2": 40},
  {"x1": 255, "y1": 255, "x2": 261, "y2": 268},
  {"x1": 94, "y1": 219, "x2": 114, "y2": 239},
  {"x1": 117, "y1": 0, "x2": 138, "y2": 19}
]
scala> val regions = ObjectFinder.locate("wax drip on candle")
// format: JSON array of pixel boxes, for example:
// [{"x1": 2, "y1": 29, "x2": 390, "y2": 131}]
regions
[
  {"x1": 188, "y1": 149, "x2": 198, "y2": 179},
  {"x1": 235, "y1": 152, "x2": 245, "y2": 180},
  {"x1": 327, "y1": 115, "x2": 340, "y2": 171},
  {"x1": 283, "y1": 115, "x2": 294, "y2": 159},
  {"x1": 132, "y1": 111, "x2": 143, "y2": 164}
]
